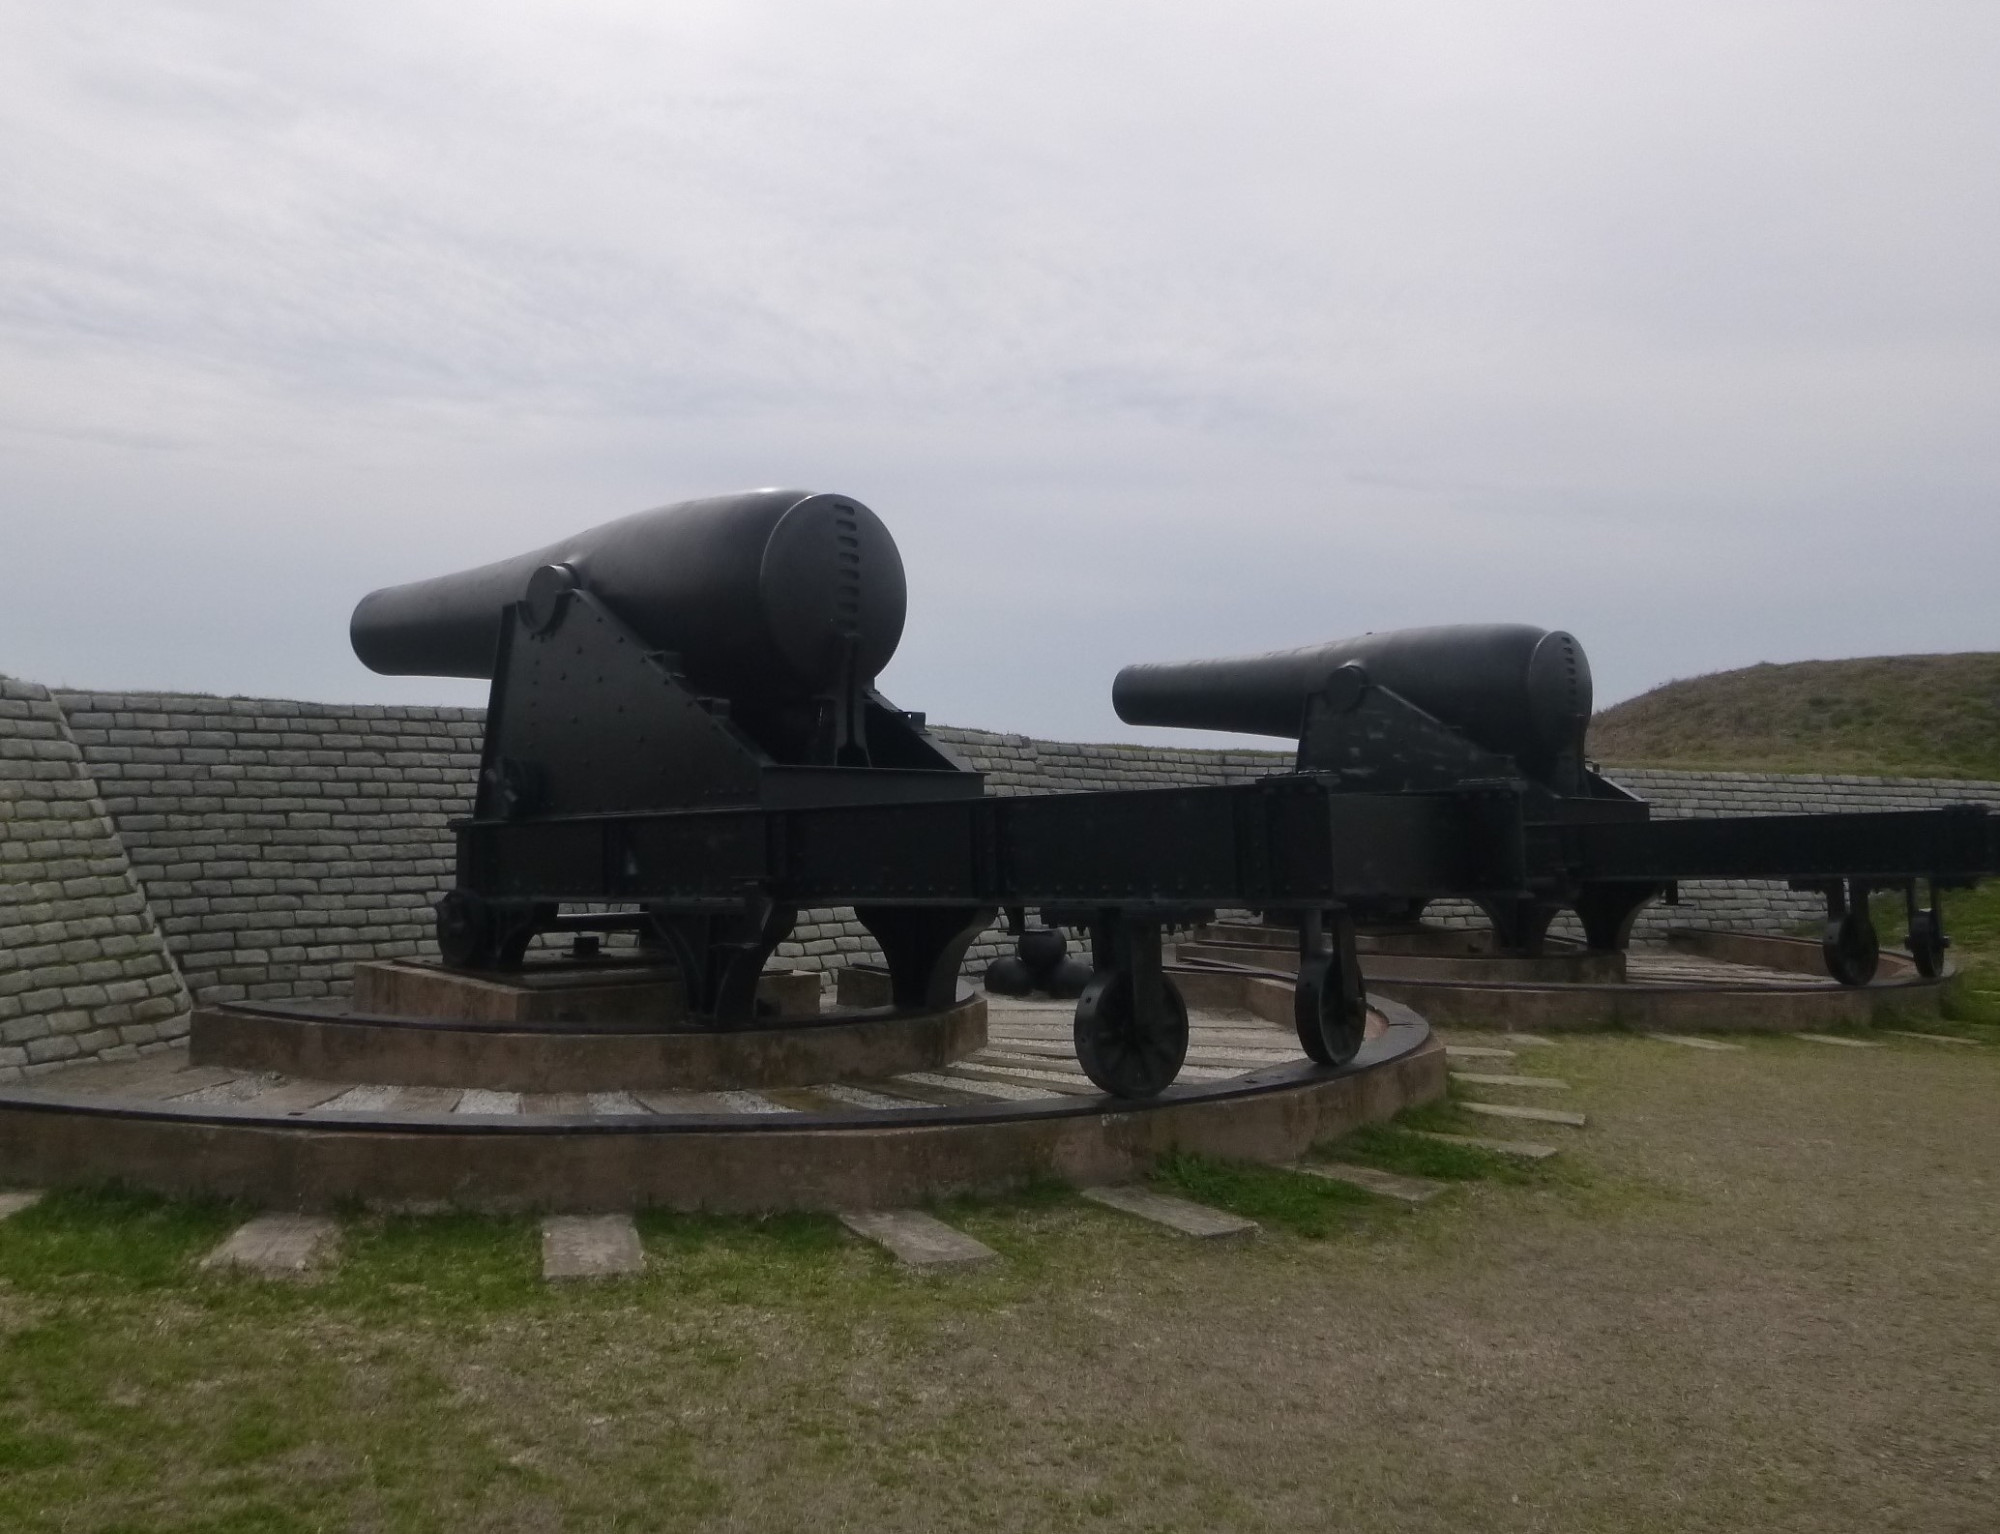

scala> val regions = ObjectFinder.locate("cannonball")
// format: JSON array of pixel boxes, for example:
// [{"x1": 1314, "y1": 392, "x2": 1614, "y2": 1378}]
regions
[
  {"x1": 1016, "y1": 925, "x2": 1068, "y2": 980},
  {"x1": 983, "y1": 955, "x2": 1035, "y2": 996}
]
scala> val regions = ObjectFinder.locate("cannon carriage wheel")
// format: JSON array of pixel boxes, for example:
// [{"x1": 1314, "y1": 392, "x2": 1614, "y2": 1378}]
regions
[
  {"x1": 1294, "y1": 908, "x2": 1367, "y2": 1067},
  {"x1": 1072, "y1": 913, "x2": 1189, "y2": 1099},
  {"x1": 1818, "y1": 879, "x2": 1882, "y2": 987}
]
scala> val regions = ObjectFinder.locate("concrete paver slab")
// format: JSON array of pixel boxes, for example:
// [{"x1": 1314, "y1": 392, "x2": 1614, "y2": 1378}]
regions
[
  {"x1": 712, "y1": 1090, "x2": 795, "y2": 1114},
  {"x1": 201, "y1": 1214, "x2": 339, "y2": 1278},
  {"x1": 522, "y1": 1093, "x2": 594, "y2": 1117},
  {"x1": 385, "y1": 1087, "x2": 465, "y2": 1114},
  {"x1": 0, "y1": 1191, "x2": 45, "y2": 1221},
  {"x1": 953, "y1": 1060, "x2": 1105, "y2": 1095},
  {"x1": 1444, "y1": 1045, "x2": 1517, "y2": 1062},
  {"x1": 1883, "y1": 1031, "x2": 1982, "y2": 1046},
  {"x1": 128, "y1": 1066, "x2": 243, "y2": 1103},
  {"x1": 1644, "y1": 1034, "x2": 1746, "y2": 1051},
  {"x1": 453, "y1": 1089, "x2": 523, "y2": 1114},
  {"x1": 1292, "y1": 1162, "x2": 1446, "y2": 1205},
  {"x1": 1410, "y1": 1131, "x2": 1560, "y2": 1160},
  {"x1": 1462, "y1": 1100, "x2": 1587, "y2": 1128},
  {"x1": 816, "y1": 1082, "x2": 932, "y2": 1111},
  {"x1": 899, "y1": 1070, "x2": 1053, "y2": 1103},
  {"x1": 318, "y1": 1085, "x2": 403, "y2": 1113},
  {"x1": 1080, "y1": 1185, "x2": 1258, "y2": 1239},
  {"x1": 244, "y1": 1080, "x2": 358, "y2": 1113},
  {"x1": 541, "y1": 1215, "x2": 644, "y2": 1280},
  {"x1": 630, "y1": 1090, "x2": 733, "y2": 1115},
  {"x1": 861, "y1": 1078, "x2": 997, "y2": 1108},
  {"x1": 1450, "y1": 1071, "x2": 1570, "y2": 1090},
  {"x1": 586, "y1": 1091, "x2": 646, "y2": 1113},
  {"x1": 1797, "y1": 1033, "x2": 1886, "y2": 1049},
  {"x1": 837, "y1": 1209, "x2": 998, "y2": 1270}
]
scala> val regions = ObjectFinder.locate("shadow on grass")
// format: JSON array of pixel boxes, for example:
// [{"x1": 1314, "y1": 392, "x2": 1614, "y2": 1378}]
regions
[
  {"x1": 1148, "y1": 1150, "x2": 1379, "y2": 1239},
  {"x1": 1325, "y1": 1122, "x2": 1549, "y2": 1185},
  {"x1": 0, "y1": 1183, "x2": 243, "y2": 1293}
]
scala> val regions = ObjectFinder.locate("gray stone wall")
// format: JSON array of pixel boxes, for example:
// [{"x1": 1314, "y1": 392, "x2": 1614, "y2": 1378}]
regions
[
  {"x1": 4, "y1": 685, "x2": 1995, "y2": 1020},
  {"x1": 0, "y1": 678, "x2": 190, "y2": 1080},
  {"x1": 43, "y1": 699, "x2": 1293, "y2": 997},
  {"x1": 54, "y1": 692, "x2": 484, "y2": 1005}
]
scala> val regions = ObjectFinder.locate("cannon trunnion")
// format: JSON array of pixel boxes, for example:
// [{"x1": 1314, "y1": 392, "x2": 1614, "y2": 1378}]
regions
[{"x1": 355, "y1": 490, "x2": 2000, "y2": 1100}]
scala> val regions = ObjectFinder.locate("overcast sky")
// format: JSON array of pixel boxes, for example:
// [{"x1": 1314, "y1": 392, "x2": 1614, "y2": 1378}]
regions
[{"x1": 3, "y1": 1, "x2": 1995, "y2": 747}]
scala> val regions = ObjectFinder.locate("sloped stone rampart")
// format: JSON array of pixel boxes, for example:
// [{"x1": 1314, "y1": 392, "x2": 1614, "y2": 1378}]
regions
[
  {"x1": 55, "y1": 693, "x2": 483, "y2": 1005},
  {"x1": 0, "y1": 678, "x2": 190, "y2": 1080},
  {"x1": 12, "y1": 687, "x2": 2000, "y2": 1006}
]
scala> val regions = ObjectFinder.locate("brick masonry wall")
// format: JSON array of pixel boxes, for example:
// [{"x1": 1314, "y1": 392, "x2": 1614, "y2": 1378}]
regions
[
  {"x1": 4, "y1": 687, "x2": 1995, "y2": 1015},
  {"x1": 0, "y1": 678, "x2": 190, "y2": 1080},
  {"x1": 54, "y1": 692, "x2": 485, "y2": 1006}
]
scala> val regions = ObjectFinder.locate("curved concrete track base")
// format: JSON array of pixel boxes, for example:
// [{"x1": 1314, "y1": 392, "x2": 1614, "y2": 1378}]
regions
[
  {"x1": 1179, "y1": 921, "x2": 1627, "y2": 984},
  {"x1": 0, "y1": 992, "x2": 1445, "y2": 1214},
  {"x1": 190, "y1": 994, "x2": 991, "y2": 1093},
  {"x1": 1363, "y1": 930, "x2": 1945, "y2": 1033}
]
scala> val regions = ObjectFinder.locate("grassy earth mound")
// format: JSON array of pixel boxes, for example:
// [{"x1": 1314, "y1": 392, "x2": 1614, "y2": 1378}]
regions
[{"x1": 1590, "y1": 652, "x2": 2000, "y2": 780}]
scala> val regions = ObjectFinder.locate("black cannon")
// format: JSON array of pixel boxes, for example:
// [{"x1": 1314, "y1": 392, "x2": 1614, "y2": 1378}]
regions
[
  {"x1": 354, "y1": 489, "x2": 990, "y2": 1026},
  {"x1": 354, "y1": 489, "x2": 2000, "y2": 1099},
  {"x1": 1116, "y1": 624, "x2": 1593, "y2": 794},
  {"x1": 1115, "y1": 625, "x2": 1991, "y2": 984}
]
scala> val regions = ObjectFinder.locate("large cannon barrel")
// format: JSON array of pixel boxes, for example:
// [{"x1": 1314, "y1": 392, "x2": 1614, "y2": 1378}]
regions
[
  {"x1": 350, "y1": 489, "x2": 907, "y2": 704},
  {"x1": 1113, "y1": 624, "x2": 1593, "y2": 780}
]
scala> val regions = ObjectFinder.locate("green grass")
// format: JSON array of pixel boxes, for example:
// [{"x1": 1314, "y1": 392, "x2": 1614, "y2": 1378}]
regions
[
  {"x1": 0, "y1": 1184, "x2": 243, "y2": 1292},
  {"x1": 0, "y1": 1151, "x2": 1499, "y2": 1530},
  {"x1": 1149, "y1": 1150, "x2": 1382, "y2": 1238},
  {"x1": 1329, "y1": 1122, "x2": 1546, "y2": 1185},
  {"x1": 4, "y1": 1037, "x2": 1998, "y2": 1532},
  {"x1": 1145, "y1": 1101, "x2": 1580, "y2": 1237},
  {"x1": 1867, "y1": 880, "x2": 2000, "y2": 1034},
  {"x1": 1589, "y1": 652, "x2": 2000, "y2": 779}
]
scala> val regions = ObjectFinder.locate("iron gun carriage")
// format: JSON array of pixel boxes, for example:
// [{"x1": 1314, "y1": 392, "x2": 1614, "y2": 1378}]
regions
[{"x1": 353, "y1": 489, "x2": 2000, "y2": 1100}]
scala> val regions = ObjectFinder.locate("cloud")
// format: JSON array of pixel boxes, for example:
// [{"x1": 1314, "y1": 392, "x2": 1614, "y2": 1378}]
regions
[{"x1": 1, "y1": 1, "x2": 1995, "y2": 744}]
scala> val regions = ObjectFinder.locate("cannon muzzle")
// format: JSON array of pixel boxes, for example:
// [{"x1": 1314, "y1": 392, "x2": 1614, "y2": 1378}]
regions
[
  {"x1": 350, "y1": 489, "x2": 907, "y2": 707},
  {"x1": 1113, "y1": 624, "x2": 1592, "y2": 787}
]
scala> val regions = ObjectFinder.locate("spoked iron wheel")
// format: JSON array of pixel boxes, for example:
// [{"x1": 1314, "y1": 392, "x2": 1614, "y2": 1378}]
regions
[
  {"x1": 1073, "y1": 966, "x2": 1189, "y2": 1099},
  {"x1": 1906, "y1": 908, "x2": 1948, "y2": 980},
  {"x1": 1295, "y1": 950, "x2": 1367, "y2": 1067},
  {"x1": 1822, "y1": 909, "x2": 1881, "y2": 987}
]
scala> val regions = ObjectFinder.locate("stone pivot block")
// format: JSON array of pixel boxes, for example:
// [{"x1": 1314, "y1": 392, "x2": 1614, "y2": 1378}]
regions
[
  {"x1": 541, "y1": 1214, "x2": 645, "y2": 1280},
  {"x1": 837, "y1": 1209, "x2": 998, "y2": 1270},
  {"x1": 1461, "y1": 1100, "x2": 1587, "y2": 1128},
  {"x1": 201, "y1": 1214, "x2": 339, "y2": 1278},
  {"x1": 1291, "y1": 1162, "x2": 1446, "y2": 1205},
  {"x1": 1409, "y1": 1131, "x2": 1560, "y2": 1161},
  {"x1": 1449, "y1": 1071, "x2": 1570, "y2": 1090},
  {"x1": 1080, "y1": 1185, "x2": 1258, "y2": 1239}
]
